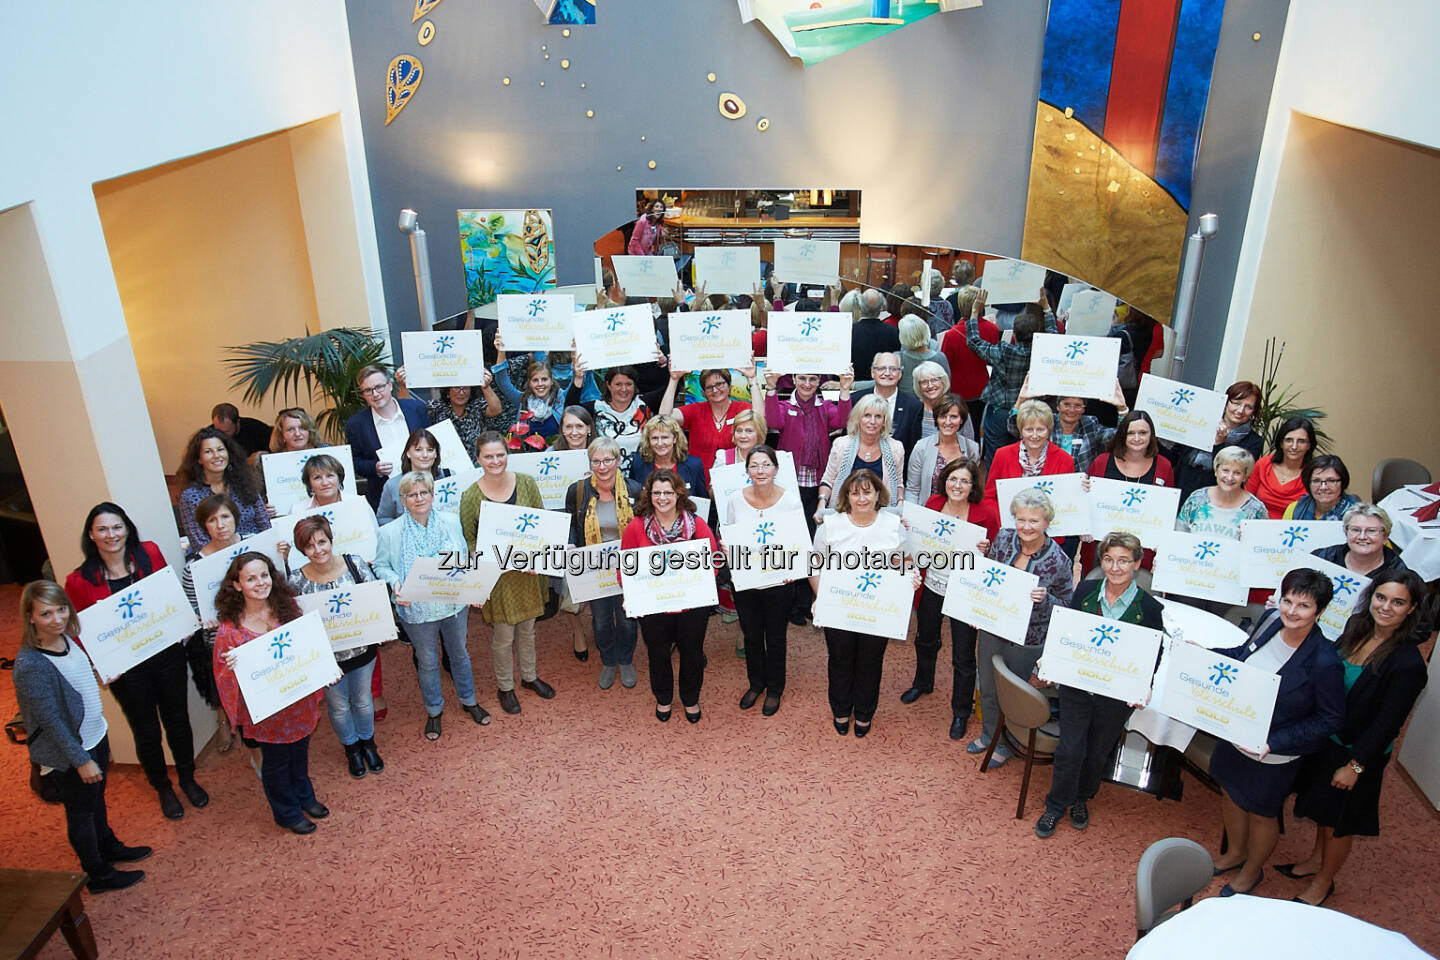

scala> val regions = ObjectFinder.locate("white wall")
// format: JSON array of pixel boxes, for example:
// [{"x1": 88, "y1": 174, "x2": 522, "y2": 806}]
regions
[{"x1": 1216, "y1": 0, "x2": 1440, "y2": 385}]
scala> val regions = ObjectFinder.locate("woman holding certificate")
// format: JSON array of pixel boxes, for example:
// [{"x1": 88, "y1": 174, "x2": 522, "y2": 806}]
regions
[
  {"x1": 905, "y1": 395, "x2": 981, "y2": 504},
  {"x1": 376, "y1": 428, "x2": 451, "y2": 525},
  {"x1": 818, "y1": 395, "x2": 906, "y2": 518},
  {"x1": 180, "y1": 494, "x2": 246, "y2": 753},
  {"x1": 257, "y1": 407, "x2": 322, "y2": 517},
  {"x1": 981, "y1": 401, "x2": 1077, "y2": 511},
  {"x1": 1209, "y1": 568, "x2": 1345, "y2": 898},
  {"x1": 630, "y1": 415, "x2": 709, "y2": 500},
  {"x1": 1174, "y1": 446, "x2": 1268, "y2": 541},
  {"x1": 212, "y1": 553, "x2": 329, "y2": 835},
  {"x1": 969, "y1": 490, "x2": 1074, "y2": 764},
  {"x1": 907, "y1": 459, "x2": 998, "y2": 738},
  {"x1": 287, "y1": 515, "x2": 385, "y2": 780},
  {"x1": 1085, "y1": 412, "x2": 1173, "y2": 487},
  {"x1": 65, "y1": 503, "x2": 209, "y2": 821},
  {"x1": 177, "y1": 427, "x2": 271, "y2": 549},
  {"x1": 1174, "y1": 379, "x2": 1265, "y2": 501},
  {"x1": 491, "y1": 333, "x2": 564, "y2": 442},
  {"x1": 620, "y1": 469, "x2": 722, "y2": 723},
  {"x1": 375, "y1": 471, "x2": 489, "y2": 740},
  {"x1": 659, "y1": 367, "x2": 755, "y2": 478},
  {"x1": 1287, "y1": 570, "x2": 1428, "y2": 906},
  {"x1": 1034, "y1": 533, "x2": 1164, "y2": 838},
  {"x1": 460, "y1": 433, "x2": 555, "y2": 716},
  {"x1": 15, "y1": 581, "x2": 153, "y2": 892},
  {"x1": 810, "y1": 469, "x2": 920, "y2": 737},
  {"x1": 565, "y1": 363, "x2": 653, "y2": 444}
]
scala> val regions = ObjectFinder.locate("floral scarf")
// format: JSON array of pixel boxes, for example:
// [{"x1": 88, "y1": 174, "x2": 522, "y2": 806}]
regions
[
  {"x1": 1018, "y1": 443, "x2": 1048, "y2": 477},
  {"x1": 643, "y1": 510, "x2": 696, "y2": 545}
]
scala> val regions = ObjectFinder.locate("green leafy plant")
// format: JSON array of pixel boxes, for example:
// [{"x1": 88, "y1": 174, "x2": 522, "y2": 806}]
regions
[
  {"x1": 224, "y1": 328, "x2": 389, "y2": 443},
  {"x1": 1256, "y1": 337, "x2": 1331, "y2": 452}
]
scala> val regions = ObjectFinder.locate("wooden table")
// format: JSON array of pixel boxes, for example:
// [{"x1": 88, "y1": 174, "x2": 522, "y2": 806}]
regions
[{"x1": 0, "y1": 869, "x2": 97, "y2": 960}]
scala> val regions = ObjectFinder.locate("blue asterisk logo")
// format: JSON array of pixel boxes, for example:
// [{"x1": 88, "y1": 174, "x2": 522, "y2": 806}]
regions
[
  {"x1": 1194, "y1": 540, "x2": 1220, "y2": 560},
  {"x1": 320, "y1": 509, "x2": 336, "y2": 524},
  {"x1": 983, "y1": 568, "x2": 1006, "y2": 588},
  {"x1": 269, "y1": 632, "x2": 292, "y2": 660},
  {"x1": 435, "y1": 336, "x2": 455, "y2": 354},
  {"x1": 326, "y1": 593, "x2": 352, "y2": 615},
  {"x1": 755, "y1": 521, "x2": 775, "y2": 544},
  {"x1": 606, "y1": 313, "x2": 625, "y2": 332},
  {"x1": 1332, "y1": 574, "x2": 1360, "y2": 597},
  {"x1": 1090, "y1": 624, "x2": 1120, "y2": 647},
  {"x1": 1171, "y1": 388, "x2": 1195, "y2": 406},
  {"x1": 799, "y1": 242, "x2": 816, "y2": 257},
  {"x1": 445, "y1": 566, "x2": 465, "y2": 579},
  {"x1": 933, "y1": 519, "x2": 956, "y2": 538},
  {"x1": 1209, "y1": 662, "x2": 1237, "y2": 685},
  {"x1": 856, "y1": 572, "x2": 881, "y2": 593},
  {"x1": 700, "y1": 316, "x2": 720, "y2": 335},
  {"x1": 515, "y1": 513, "x2": 540, "y2": 533},
  {"x1": 117, "y1": 591, "x2": 142, "y2": 620},
  {"x1": 1122, "y1": 489, "x2": 1146, "y2": 507},
  {"x1": 1035, "y1": 480, "x2": 1055, "y2": 495},
  {"x1": 719, "y1": 251, "x2": 737, "y2": 267},
  {"x1": 526, "y1": 299, "x2": 545, "y2": 317},
  {"x1": 1280, "y1": 525, "x2": 1308, "y2": 548},
  {"x1": 1064, "y1": 340, "x2": 1087, "y2": 360},
  {"x1": 636, "y1": 260, "x2": 655, "y2": 275},
  {"x1": 538, "y1": 456, "x2": 559, "y2": 476},
  {"x1": 436, "y1": 484, "x2": 457, "y2": 505},
  {"x1": 801, "y1": 317, "x2": 821, "y2": 336}
]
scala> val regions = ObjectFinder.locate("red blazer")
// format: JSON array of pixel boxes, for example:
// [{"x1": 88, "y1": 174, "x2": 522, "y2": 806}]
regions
[
  {"x1": 923, "y1": 493, "x2": 1000, "y2": 541},
  {"x1": 983, "y1": 442, "x2": 1077, "y2": 509},
  {"x1": 940, "y1": 320, "x2": 999, "y2": 401},
  {"x1": 64, "y1": 541, "x2": 167, "y2": 612},
  {"x1": 1086, "y1": 453, "x2": 1175, "y2": 487}
]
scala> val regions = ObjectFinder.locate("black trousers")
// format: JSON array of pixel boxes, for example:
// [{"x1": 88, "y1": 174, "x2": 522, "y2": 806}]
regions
[
  {"x1": 1044, "y1": 685, "x2": 1133, "y2": 817},
  {"x1": 107, "y1": 642, "x2": 195, "y2": 790},
  {"x1": 824, "y1": 628, "x2": 888, "y2": 723},
  {"x1": 791, "y1": 486, "x2": 822, "y2": 614},
  {"x1": 640, "y1": 609, "x2": 709, "y2": 707},
  {"x1": 914, "y1": 587, "x2": 978, "y2": 718},
  {"x1": 52, "y1": 736, "x2": 121, "y2": 878},
  {"x1": 733, "y1": 582, "x2": 793, "y2": 694}
]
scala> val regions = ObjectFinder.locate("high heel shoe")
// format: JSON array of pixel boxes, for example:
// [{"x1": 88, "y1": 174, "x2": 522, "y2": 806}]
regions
[
  {"x1": 853, "y1": 721, "x2": 871, "y2": 739},
  {"x1": 655, "y1": 706, "x2": 671, "y2": 723},
  {"x1": 833, "y1": 718, "x2": 850, "y2": 736},
  {"x1": 574, "y1": 647, "x2": 589, "y2": 662},
  {"x1": 685, "y1": 707, "x2": 702, "y2": 724}
]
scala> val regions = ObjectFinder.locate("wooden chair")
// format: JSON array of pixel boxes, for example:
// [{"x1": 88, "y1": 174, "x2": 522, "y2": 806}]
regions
[
  {"x1": 1135, "y1": 838, "x2": 1213, "y2": 939},
  {"x1": 980, "y1": 653, "x2": 1060, "y2": 818},
  {"x1": 1372, "y1": 457, "x2": 1431, "y2": 503},
  {"x1": 864, "y1": 244, "x2": 896, "y2": 286}
]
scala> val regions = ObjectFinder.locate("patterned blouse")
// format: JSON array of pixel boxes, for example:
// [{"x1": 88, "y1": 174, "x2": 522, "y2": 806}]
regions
[
  {"x1": 178, "y1": 482, "x2": 271, "y2": 549},
  {"x1": 213, "y1": 620, "x2": 323, "y2": 744},
  {"x1": 986, "y1": 529, "x2": 1074, "y2": 646}
]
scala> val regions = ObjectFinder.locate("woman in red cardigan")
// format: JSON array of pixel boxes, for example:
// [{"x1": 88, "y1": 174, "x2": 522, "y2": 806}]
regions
[
  {"x1": 620, "y1": 468, "x2": 722, "y2": 724},
  {"x1": 982, "y1": 399, "x2": 1077, "y2": 508},
  {"x1": 64, "y1": 502, "x2": 209, "y2": 822}
]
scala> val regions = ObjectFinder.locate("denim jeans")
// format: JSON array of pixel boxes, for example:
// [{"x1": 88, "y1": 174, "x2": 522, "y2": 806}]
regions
[
  {"x1": 981, "y1": 405, "x2": 1012, "y2": 464},
  {"x1": 324, "y1": 658, "x2": 376, "y2": 746},
  {"x1": 408, "y1": 609, "x2": 477, "y2": 715},
  {"x1": 590, "y1": 594, "x2": 636, "y2": 667},
  {"x1": 259, "y1": 736, "x2": 317, "y2": 827}
]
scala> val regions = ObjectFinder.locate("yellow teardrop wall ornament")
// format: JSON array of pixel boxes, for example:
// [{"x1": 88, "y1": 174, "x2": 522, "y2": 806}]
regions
[
  {"x1": 412, "y1": 0, "x2": 443, "y2": 23},
  {"x1": 717, "y1": 92, "x2": 747, "y2": 120},
  {"x1": 385, "y1": 55, "x2": 423, "y2": 126},
  {"x1": 418, "y1": 20, "x2": 435, "y2": 45}
]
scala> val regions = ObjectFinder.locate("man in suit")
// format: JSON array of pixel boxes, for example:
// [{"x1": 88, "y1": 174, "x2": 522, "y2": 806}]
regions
[
  {"x1": 345, "y1": 364, "x2": 430, "y2": 509},
  {"x1": 852, "y1": 351, "x2": 922, "y2": 465},
  {"x1": 850, "y1": 289, "x2": 901, "y2": 381}
]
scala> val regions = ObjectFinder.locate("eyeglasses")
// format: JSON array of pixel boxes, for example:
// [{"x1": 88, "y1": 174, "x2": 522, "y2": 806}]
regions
[
  {"x1": 403, "y1": 490, "x2": 433, "y2": 501},
  {"x1": 1346, "y1": 526, "x2": 1385, "y2": 538},
  {"x1": 703, "y1": 381, "x2": 729, "y2": 393},
  {"x1": 1311, "y1": 477, "x2": 1343, "y2": 487},
  {"x1": 872, "y1": 365, "x2": 901, "y2": 373},
  {"x1": 590, "y1": 457, "x2": 618, "y2": 468},
  {"x1": 360, "y1": 383, "x2": 390, "y2": 397},
  {"x1": 747, "y1": 461, "x2": 777, "y2": 472}
]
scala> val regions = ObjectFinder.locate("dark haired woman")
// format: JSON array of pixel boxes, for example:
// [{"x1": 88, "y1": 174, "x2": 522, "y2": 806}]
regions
[
  {"x1": 1175, "y1": 380, "x2": 1265, "y2": 501},
  {"x1": 213, "y1": 552, "x2": 329, "y2": 834},
  {"x1": 552, "y1": 405, "x2": 598, "y2": 452},
  {"x1": 376, "y1": 428, "x2": 450, "y2": 525},
  {"x1": 1246, "y1": 416, "x2": 1316, "y2": 520},
  {"x1": 565, "y1": 363, "x2": 652, "y2": 444},
  {"x1": 620, "y1": 468, "x2": 722, "y2": 723},
  {"x1": 177, "y1": 426, "x2": 271, "y2": 548},
  {"x1": 180, "y1": 493, "x2": 245, "y2": 753},
  {"x1": 394, "y1": 369, "x2": 504, "y2": 455},
  {"x1": 15, "y1": 580, "x2": 152, "y2": 891},
  {"x1": 1282, "y1": 454, "x2": 1359, "y2": 522},
  {"x1": 1209, "y1": 568, "x2": 1345, "y2": 898},
  {"x1": 1086, "y1": 410, "x2": 1173, "y2": 487},
  {"x1": 1285, "y1": 570, "x2": 1429, "y2": 906},
  {"x1": 64, "y1": 502, "x2": 208, "y2": 820}
]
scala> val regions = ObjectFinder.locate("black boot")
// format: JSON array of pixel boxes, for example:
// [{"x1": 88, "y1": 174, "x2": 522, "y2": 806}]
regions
[
  {"x1": 345, "y1": 743, "x2": 366, "y2": 779},
  {"x1": 359, "y1": 738, "x2": 384, "y2": 773}
]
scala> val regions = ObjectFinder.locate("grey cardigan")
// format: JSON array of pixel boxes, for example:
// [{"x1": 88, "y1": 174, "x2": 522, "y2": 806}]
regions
[
  {"x1": 13, "y1": 643, "x2": 96, "y2": 772},
  {"x1": 904, "y1": 434, "x2": 982, "y2": 504}
]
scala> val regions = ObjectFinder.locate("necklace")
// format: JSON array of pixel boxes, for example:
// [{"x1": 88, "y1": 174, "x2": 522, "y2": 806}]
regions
[{"x1": 711, "y1": 404, "x2": 730, "y2": 429}]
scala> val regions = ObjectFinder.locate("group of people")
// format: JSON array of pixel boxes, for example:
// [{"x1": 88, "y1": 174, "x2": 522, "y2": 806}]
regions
[{"x1": 14, "y1": 265, "x2": 1431, "y2": 919}]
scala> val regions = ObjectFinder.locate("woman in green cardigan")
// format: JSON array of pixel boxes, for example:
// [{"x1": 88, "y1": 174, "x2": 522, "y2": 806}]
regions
[{"x1": 460, "y1": 432, "x2": 555, "y2": 715}]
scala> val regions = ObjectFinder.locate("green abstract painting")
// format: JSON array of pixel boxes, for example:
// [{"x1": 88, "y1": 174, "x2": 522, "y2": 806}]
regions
[{"x1": 457, "y1": 209, "x2": 557, "y2": 309}]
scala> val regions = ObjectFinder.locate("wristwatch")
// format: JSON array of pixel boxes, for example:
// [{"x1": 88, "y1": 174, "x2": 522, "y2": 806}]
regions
[{"x1": 1348, "y1": 759, "x2": 1364, "y2": 775}]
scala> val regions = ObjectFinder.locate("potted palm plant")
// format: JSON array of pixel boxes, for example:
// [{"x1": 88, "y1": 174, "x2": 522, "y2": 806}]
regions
[
  {"x1": 1256, "y1": 337, "x2": 1330, "y2": 452},
  {"x1": 223, "y1": 327, "x2": 389, "y2": 442}
]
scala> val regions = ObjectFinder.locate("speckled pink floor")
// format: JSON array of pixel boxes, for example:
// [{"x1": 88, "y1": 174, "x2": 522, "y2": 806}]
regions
[{"x1": 2, "y1": 584, "x2": 1436, "y2": 959}]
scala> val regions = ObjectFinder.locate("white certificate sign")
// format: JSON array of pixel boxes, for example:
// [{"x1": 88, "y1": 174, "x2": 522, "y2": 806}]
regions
[
  {"x1": 979, "y1": 259, "x2": 1046, "y2": 304},
  {"x1": 1241, "y1": 519, "x2": 1346, "y2": 589},
  {"x1": 1087, "y1": 477, "x2": 1182, "y2": 544},
  {"x1": 400, "y1": 554, "x2": 503, "y2": 605},
  {"x1": 611, "y1": 255, "x2": 679, "y2": 298},
  {"x1": 1134, "y1": 374, "x2": 1228, "y2": 451},
  {"x1": 811, "y1": 568, "x2": 915, "y2": 641},
  {"x1": 262, "y1": 446, "x2": 358, "y2": 514},
  {"x1": 721, "y1": 508, "x2": 811, "y2": 591},
  {"x1": 1151, "y1": 531, "x2": 1248, "y2": 604},
  {"x1": 564, "y1": 542, "x2": 624, "y2": 603},
  {"x1": 77, "y1": 567, "x2": 201, "y2": 683},
  {"x1": 669, "y1": 310, "x2": 753, "y2": 371},
  {"x1": 900, "y1": 501, "x2": 984, "y2": 561},
  {"x1": 272, "y1": 498, "x2": 378, "y2": 563},
  {"x1": 426, "y1": 417, "x2": 477, "y2": 471},
  {"x1": 507, "y1": 450, "x2": 590, "y2": 509},
  {"x1": 1063, "y1": 288, "x2": 1118, "y2": 336},
  {"x1": 765, "y1": 312, "x2": 851, "y2": 374},
  {"x1": 772, "y1": 239, "x2": 840, "y2": 285},
  {"x1": 693, "y1": 246, "x2": 761, "y2": 295},
  {"x1": 996, "y1": 473, "x2": 1089, "y2": 538},
  {"x1": 473, "y1": 500, "x2": 570, "y2": 571},
  {"x1": 1038, "y1": 606, "x2": 1163, "y2": 705},
  {"x1": 293, "y1": 580, "x2": 397, "y2": 651},
  {"x1": 401, "y1": 331, "x2": 492, "y2": 389},
  {"x1": 433, "y1": 469, "x2": 483, "y2": 513},
  {"x1": 1149, "y1": 640, "x2": 1280, "y2": 754},
  {"x1": 1158, "y1": 597, "x2": 1248, "y2": 650},
  {"x1": 232, "y1": 611, "x2": 341, "y2": 724},
  {"x1": 941, "y1": 555, "x2": 1039, "y2": 644},
  {"x1": 709, "y1": 452, "x2": 799, "y2": 512},
  {"x1": 187, "y1": 535, "x2": 287, "y2": 626},
  {"x1": 497, "y1": 293, "x2": 576, "y2": 351},
  {"x1": 573, "y1": 304, "x2": 657, "y2": 367},
  {"x1": 1027, "y1": 333, "x2": 1121, "y2": 401},
  {"x1": 621, "y1": 541, "x2": 720, "y2": 617},
  {"x1": 1273, "y1": 555, "x2": 1371, "y2": 641}
]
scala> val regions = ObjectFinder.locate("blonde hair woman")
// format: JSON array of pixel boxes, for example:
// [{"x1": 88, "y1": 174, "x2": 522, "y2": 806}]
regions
[{"x1": 817, "y1": 394, "x2": 905, "y2": 521}]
